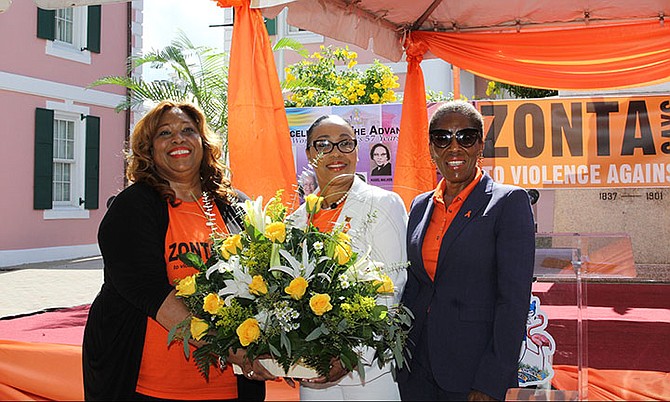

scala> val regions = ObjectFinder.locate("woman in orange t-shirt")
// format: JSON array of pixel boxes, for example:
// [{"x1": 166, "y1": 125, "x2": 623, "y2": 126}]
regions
[{"x1": 83, "y1": 101, "x2": 273, "y2": 400}]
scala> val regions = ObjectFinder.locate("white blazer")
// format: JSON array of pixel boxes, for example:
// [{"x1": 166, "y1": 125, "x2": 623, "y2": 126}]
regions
[{"x1": 289, "y1": 176, "x2": 408, "y2": 385}]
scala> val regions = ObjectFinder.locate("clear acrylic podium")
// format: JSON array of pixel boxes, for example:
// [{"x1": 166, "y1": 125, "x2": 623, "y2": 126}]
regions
[{"x1": 506, "y1": 233, "x2": 636, "y2": 401}]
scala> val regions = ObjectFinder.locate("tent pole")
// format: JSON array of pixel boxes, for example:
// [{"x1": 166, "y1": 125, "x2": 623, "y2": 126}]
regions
[{"x1": 453, "y1": 65, "x2": 461, "y2": 99}]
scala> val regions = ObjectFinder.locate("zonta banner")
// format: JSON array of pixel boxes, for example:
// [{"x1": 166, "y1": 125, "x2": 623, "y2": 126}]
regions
[
  {"x1": 286, "y1": 95, "x2": 669, "y2": 195},
  {"x1": 475, "y1": 95, "x2": 670, "y2": 189}
]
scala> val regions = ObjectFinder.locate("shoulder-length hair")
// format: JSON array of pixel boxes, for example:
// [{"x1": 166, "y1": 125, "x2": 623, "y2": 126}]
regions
[{"x1": 126, "y1": 100, "x2": 236, "y2": 205}]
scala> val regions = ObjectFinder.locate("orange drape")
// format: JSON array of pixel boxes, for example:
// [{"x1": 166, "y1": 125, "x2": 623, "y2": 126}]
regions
[
  {"x1": 551, "y1": 365, "x2": 670, "y2": 401},
  {"x1": 0, "y1": 340, "x2": 83, "y2": 400},
  {"x1": 392, "y1": 38, "x2": 436, "y2": 210},
  {"x1": 412, "y1": 20, "x2": 670, "y2": 90},
  {"x1": 215, "y1": 0, "x2": 297, "y2": 206},
  {"x1": 1, "y1": 340, "x2": 667, "y2": 401},
  {"x1": 0, "y1": 340, "x2": 299, "y2": 401}
]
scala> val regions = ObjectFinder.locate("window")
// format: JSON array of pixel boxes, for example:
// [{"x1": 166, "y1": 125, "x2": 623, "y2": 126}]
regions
[
  {"x1": 37, "y1": 6, "x2": 101, "y2": 64},
  {"x1": 287, "y1": 25, "x2": 306, "y2": 34},
  {"x1": 34, "y1": 102, "x2": 100, "y2": 219},
  {"x1": 52, "y1": 118, "x2": 76, "y2": 205},
  {"x1": 55, "y1": 8, "x2": 74, "y2": 44},
  {"x1": 256, "y1": 9, "x2": 324, "y2": 45}
]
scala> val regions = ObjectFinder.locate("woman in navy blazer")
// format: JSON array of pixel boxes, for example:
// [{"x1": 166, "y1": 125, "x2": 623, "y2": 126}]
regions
[{"x1": 397, "y1": 101, "x2": 535, "y2": 401}]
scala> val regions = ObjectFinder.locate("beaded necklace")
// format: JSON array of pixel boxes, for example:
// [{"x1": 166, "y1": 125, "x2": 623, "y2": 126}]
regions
[
  {"x1": 192, "y1": 191, "x2": 220, "y2": 238},
  {"x1": 322, "y1": 190, "x2": 349, "y2": 210}
]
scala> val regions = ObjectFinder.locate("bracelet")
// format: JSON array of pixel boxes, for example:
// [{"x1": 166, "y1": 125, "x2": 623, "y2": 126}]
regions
[{"x1": 218, "y1": 355, "x2": 227, "y2": 370}]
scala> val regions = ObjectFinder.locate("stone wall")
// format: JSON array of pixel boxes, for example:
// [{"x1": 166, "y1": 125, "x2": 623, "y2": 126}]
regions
[{"x1": 537, "y1": 188, "x2": 669, "y2": 265}]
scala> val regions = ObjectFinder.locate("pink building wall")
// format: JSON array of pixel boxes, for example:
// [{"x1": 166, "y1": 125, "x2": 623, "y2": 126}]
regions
[{"x1": 0, "y1": 1, "x2": 135, "y2": 266}]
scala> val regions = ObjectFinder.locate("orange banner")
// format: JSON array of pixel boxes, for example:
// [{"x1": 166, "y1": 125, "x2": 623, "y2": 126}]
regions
[{"x1": 474, "y1": 96, "x2": 670, "y2": 189}]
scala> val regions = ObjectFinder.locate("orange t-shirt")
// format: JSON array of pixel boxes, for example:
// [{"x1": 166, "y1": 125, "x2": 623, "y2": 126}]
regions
[
  {"x1": 136, "y1": 198, "x2": 237, "y2": 400},
  {"x1": 421, "y1": 169, "x2": 482, "y2": 281}
]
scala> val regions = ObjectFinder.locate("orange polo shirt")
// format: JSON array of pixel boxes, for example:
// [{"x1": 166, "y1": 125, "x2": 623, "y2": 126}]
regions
[
  {"x1": 421, "y1": 169, "x2": 482, "y2": 281},
  {"x1": 136, "y1": 198, "x2": 237, "y2": 400}
]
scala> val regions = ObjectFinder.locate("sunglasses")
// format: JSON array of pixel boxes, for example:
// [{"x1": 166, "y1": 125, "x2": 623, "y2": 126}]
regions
[
  {"x1": 309, "y1": 138, "x2": 358, "y2": 154},
  {"x1": 429, "y1": 128, "x2": 481, "y2": 148}
]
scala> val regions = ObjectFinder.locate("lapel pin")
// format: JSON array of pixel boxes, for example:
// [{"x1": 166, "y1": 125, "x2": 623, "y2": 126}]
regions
[{"x1": 464, "y1": 210, "x2": 472, "y2": 218}]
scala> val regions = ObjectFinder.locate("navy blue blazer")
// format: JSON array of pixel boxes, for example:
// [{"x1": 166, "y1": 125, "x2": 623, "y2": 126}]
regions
[{"x1": 398, "y1": 172, "x2": 535, "y2": 401}]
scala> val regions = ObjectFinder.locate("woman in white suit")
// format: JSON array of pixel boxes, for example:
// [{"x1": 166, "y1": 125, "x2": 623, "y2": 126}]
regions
[{"x1": 289, "y1": 115, "x2": 408, "y2": 401}]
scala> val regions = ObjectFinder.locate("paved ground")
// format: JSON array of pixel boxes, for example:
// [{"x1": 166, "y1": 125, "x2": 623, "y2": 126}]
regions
[{"x1": 0, "y1": 256, "x2": 103, "y2": 318}]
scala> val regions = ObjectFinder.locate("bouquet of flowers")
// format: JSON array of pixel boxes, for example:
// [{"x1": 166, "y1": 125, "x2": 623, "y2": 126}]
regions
[{"x1": 168, "y1": 191, "x2": 413, "y2": 380}]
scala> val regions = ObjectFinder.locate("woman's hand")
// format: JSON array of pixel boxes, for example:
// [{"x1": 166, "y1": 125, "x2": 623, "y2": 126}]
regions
[
  {"x1": 227, "y1": 349, "x2": 276, "y2": 381},
  {"x1": 300, "y1": 357, "x2": 349, "y2": 386}
]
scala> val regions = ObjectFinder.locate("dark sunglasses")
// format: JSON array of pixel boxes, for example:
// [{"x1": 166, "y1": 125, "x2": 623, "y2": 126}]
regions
[
  {"x1": 429, "y1": 128, "x2": 481, "y2": 148},
  {"x1": 309, "y1": 138, "x2": 358, "y2": 154}
]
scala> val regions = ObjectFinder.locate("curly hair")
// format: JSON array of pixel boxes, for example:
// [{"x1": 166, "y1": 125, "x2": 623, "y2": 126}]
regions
[{"x1": 126, "y1": 100, "x2": 236, "y2": 205}]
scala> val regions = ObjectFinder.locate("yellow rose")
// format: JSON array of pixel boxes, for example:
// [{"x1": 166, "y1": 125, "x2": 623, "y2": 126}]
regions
[
  {"x1": 330, "y1": 232, "x2": 352, "y2": 265},
  {"x1": 236, "y1": 318, "x2": 261, "y2": 346},
  {"x1": 175, "y1": 274, "x2": 197, "y2": 296},
  {"x1": 374, "y1": 274, "x2": 395, "y2": 294},
  {"x1": 249, "y1": 275, "x2": 268, "y2": 295},
  {"x1": 335, "y1": 231, "x2": 351, "y2": 243},
  {"x1": 285, "y1": 277, "x2": 308, "y2": 300},
  {"x1": 309, "y1": 294, "x2": 333, "y2": 316},
  {"x1": 264, "y1": 222, "x2": 286, "y2": 243},
  {"x1": 203, "y1": 293, "x2": 224, "y2": 314},
  {"x1": 336, "y1": 243, "x2": 353, "y2": 264},
  {"x1": 220, "y1": 234, "x2": 243, "y2": 260},
  {"x1": 332, "y1": 243, "x2": 351, "y2": 265},
  {"x1": 190, "y1": 317, "x2": 209, "y2": 341},
  {"x1": 304, "y1": 193, "x2": 323, "y2": 215}
]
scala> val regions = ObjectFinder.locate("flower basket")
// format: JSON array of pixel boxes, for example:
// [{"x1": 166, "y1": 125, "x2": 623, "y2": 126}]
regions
[
  {"x1": 168, "y1": 191, "x2": 413, "y2": 380},
  {"x1": 233, "y1": 358, "x2": 319, "y2": 379}
]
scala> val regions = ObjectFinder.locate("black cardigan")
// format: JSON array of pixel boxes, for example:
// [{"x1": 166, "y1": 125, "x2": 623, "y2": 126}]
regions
[{"x1": 82, "y1": 182, "x2": 263, "y2": 400}]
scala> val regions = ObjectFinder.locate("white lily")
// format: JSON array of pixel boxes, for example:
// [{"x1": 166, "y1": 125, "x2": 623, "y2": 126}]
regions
[
  {"x1": 239, "y1": 196, "x2": 270, "y2": 233},
  {"x1": 343, "y1": 247, "x2": 384, "y2": 283},
  {"x1": 216, "y1": 256, "x2": 254, "y2": 304},
  {"x1": 271, "y1": 241, "x2": 325, "y2": 281},
  {"x1": 206, "y1": 257, "x2": 235, "y2": 279}
]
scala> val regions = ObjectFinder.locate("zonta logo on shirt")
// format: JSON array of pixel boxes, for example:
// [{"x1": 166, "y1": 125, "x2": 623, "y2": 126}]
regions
[{"x1": 167, "y1": 241, "x2": 213, "y2": 263}]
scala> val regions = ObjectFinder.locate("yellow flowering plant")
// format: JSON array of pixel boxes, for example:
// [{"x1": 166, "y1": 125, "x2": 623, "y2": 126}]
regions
[
  {"x1": 284, "y1": 45, "x2": 400, "y2": 107},
  {"x1": 168, "y1": 190, "x2": 413, "y2": 380}
]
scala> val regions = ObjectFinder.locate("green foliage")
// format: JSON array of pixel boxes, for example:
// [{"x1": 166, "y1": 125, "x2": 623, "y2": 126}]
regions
[
  {"x1": 425, "y1": 89, "x2": 454, "y2": 103},
  {"x1": 283, "y1": 45, "x2": 401, "y2": 107},
  {"x1": 91, "y1": 30, "x2": 230, "y2": 136},
  {"x1": 91, "y1": 31, "x2": 307, "y2": 156},
  {"x1": 486, "y1": 81, "x2": 558, "y2": 99},
  {"x1": 173, "y1": 193, "x2": 412, "y2": 380}
]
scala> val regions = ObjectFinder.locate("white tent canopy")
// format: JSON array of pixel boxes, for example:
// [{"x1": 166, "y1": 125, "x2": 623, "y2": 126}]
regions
[
  {"x1": 7, "y1": 0, "x2": 667, "y2": 64},
  {"x1": 257, "y1": 0, "x2": 669, "y2": 61}
]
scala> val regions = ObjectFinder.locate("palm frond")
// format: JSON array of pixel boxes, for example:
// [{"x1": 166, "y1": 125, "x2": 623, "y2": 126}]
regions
[{"x1": 273, "y1": 37, "x2": 309, "y2": 57}]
